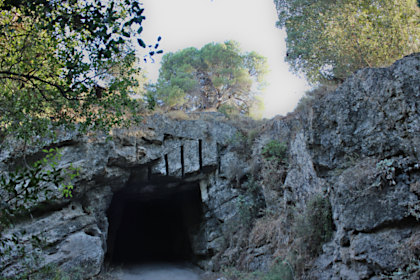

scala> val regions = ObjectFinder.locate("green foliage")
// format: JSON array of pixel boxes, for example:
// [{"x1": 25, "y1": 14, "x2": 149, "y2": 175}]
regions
[
  {"x1": 0, "y1": 148, "x2": 78, "y2": 260},
  {"x1": 218, "y1": 103, "x2": 241, "y2": 118},
  {"x1": 237, "y1": 177, "x2": 265, "y2": 228},
  {"x1": 262, "y1": 140, "x2": 288, "y2": 164},
  {"x1": 237, "y1": 195, "x2": 255, "y2": 228},
  {"x1": 150, "y1": 41, "x2": 268, "y2": 114},
  {"x1": 0, "y1": 0, "x2": 159, "y2": 141},
  {"x1": 221, "y1": 267, "x2": 260, "y2": 280},
  {"x1": 274, "y1": 0, "x2": 420, "y2": 84},
  {"x1": 261, "y1": 260, "x2": 294, "y2": 280},
  {"x1": 229, "y1": 130, "x2": 259, "y2": 160},
  {"x1": 0, "y1": 262, "x2": 83, "y2": 280},
  {"x1": 0, "y1": 1, "x2": 156, "y2": 276},
  {"x1": 144, "y1": 91, "x2": 157, "y2": 110},
  {"x1": 295, "y1": 194, "x2": 334, "y2": 256}
]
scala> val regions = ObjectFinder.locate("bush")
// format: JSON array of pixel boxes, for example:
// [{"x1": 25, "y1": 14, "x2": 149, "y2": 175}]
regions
[
  {"x1": 262, "y1": 260, "x2": 294, "y2": 280},
  {"x1": 262, "y1": 140, "x2": 288, "y2": 164},
  {"x1": 0, "y1": 263, "x2": 82, "y2": 280},
  {"x1": 237, "y1": 177, "x2": 265, "y2": 228},
  {"x1": 0, "y1": 149, "x2": 78, "y2": 279},
  {"x1": 218, "y1": 103, "x2": 241, "y2": 118},
  {"x1": 295, "y1": 194, "x2": 334, "y2": 257},
  {"x1": 229, "y1": 130, "x2": 259, "y2": 160},
  {"x1": 294, "y1": 84, "x2": 337, "y2": 114}
]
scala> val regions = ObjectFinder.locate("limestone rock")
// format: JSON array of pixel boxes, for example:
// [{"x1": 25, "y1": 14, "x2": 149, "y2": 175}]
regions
[
  {"x1": 1, "y1": 53, "x2": 419, "y2": 280},
  {"x1": 309, "y1": 53, "x2": 420, "y2": 170},
  {"x1": 0, "y1": 113, "x2": 241, "y2": 279}
]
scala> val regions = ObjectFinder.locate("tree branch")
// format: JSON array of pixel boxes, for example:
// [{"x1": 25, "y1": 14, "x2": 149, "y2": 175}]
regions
[{"x1": 0, "y1": 71, "x2": 79, "y2": 101}]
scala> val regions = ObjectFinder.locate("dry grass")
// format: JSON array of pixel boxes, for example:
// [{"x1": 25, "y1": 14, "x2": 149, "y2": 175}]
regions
[
  {"x1": 165, "y1": 110, "x2": 192, "y2": 120},
  {"x1": 249, "y1": 214, "x2": 294, "y2": 260},
  {"x1": 292, "y1": 83, "x2": 339, "y2": 115}
]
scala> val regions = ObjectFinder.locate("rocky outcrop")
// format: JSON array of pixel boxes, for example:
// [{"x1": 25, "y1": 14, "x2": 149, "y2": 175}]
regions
[
  {"x1": 0, "y1": 114, "x2": 243, "y2": 278},
  {"x1": 244, "y1": 53, "x2": 419, "y2": 279},
  {"x1": 306, "y1": 53, "x2": 420, "y2": 280},
  {"x1": 1, "y1": 53, "x2": 419, "y2": 279}
]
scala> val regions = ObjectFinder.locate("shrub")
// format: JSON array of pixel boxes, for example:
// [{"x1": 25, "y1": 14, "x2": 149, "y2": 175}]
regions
[
  {"x1": 229, "y1": 130, "x2": 259, "y2": 160},
  {"x1": 294, "y1": 84, "x2": 338, "y2": 114},
  {"x1": 262, "y1": 260, "x2": 294, "y2": 280},
  {"x1": 295, "y1": 194, "x2": 334, "y2": 257},
  {"x1": 262, "y1": 140, "x2": 288, "y2": 164},
  {"x1": 237, "y1": 177, "x2": 265, "y2": 228},
  {"x1": 218, "y1": 103, "x2": 241, "y2": 118},
  {"x1": 0, "y1": 149, "x2": 78, "y2": 278},
  {"x1": 261, "y1": 157, "x2": 288, "y2": 194},
  {"x1": 0, "y1": 263, "x2": 82, "y2": 280}
]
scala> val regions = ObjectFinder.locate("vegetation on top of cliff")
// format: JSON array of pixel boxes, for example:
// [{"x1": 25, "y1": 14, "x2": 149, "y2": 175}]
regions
[
  {"x1": 146, "y1": 41, "x2": 268, "y2": 116},
  {"x1": 274, "y1": 0, "x2": 420, "y2": 84},
  {"x1": 0, "y1": 0, "x2": 159, "y2": 142}
]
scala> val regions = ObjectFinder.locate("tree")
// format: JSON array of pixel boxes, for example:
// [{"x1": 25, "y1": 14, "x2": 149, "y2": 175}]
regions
[
  {"x1": 274, "y1": 0, "x2": 420, "y2": 84},
  {"x1": 0, "y1": 0, "x2": 160, "y2": 142},
  {"x1": 0, "y1": 0, "x2": 162, "y2": 269},
  {"x1": 151, "y1": 41, "x2": 268, "y2": 114}
]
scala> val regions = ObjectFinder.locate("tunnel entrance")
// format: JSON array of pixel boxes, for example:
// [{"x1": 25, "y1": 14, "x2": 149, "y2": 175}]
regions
[{"x1": 105, "y1": 178, "x2": 203, "y2": 265}]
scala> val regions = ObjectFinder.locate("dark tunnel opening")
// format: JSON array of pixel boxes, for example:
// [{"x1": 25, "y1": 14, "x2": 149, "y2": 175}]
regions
[{"x1": 105, "y1": 178, "x2": 203, "y2": 266}]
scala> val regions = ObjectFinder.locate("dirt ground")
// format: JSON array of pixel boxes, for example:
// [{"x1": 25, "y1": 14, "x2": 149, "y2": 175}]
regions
[{"x1": 94, "y1": 262, "x2": 225, "y2": 280}]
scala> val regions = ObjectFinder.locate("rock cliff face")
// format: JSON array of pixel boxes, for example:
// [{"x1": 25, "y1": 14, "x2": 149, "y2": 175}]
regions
[
  {"x1": 0, "y1": 114, "x2": 244, "y2": 278},
  {"x1": 245, "y1": 53, "x2": 419, "y2": 279},
  {"x1": 0, "y1": 53, "x2": 419, "y2": 279},
  {"x1": 305, "y1": 53, "x2": 420, "y2": 279}
]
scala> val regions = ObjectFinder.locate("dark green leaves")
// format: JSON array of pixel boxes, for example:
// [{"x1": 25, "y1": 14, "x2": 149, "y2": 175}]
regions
[
  {"x1": 0, "y1": 148, "x2": 78, "y2": 228},
  {"x1": 138, "y1": 38, "x2": 146, "y2": 48},
  {"x1": 149, "y1": 41, "x2": 267, "y2": 115},
  {"x1": 0, "y1": 0, "x2": 157, "y2": 141},
  {"x1": 0, "y1": 148, "x2": 79, "y2": 260},
  {"x1": 274, "y1": 0, "x2": 420, "y2": 84},
  {"x1": 142, "y1": 36, "x2": 164, "y2": 62}
]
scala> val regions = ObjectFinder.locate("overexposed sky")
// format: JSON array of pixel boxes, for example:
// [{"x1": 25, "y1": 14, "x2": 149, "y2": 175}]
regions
[{"x1": 138, "y1": 0, "x2": 310, "y2": 118}]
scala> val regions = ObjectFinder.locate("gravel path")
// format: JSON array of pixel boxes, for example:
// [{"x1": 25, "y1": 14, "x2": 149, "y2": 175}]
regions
[{"x1": 109, "y1": 263, "x2": 204, "y2": 280}]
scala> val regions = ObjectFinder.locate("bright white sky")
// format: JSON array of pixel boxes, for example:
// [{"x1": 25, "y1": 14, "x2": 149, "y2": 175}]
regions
[{"x1": 138, "y1": 0, "x2": 310, "y2": 118}]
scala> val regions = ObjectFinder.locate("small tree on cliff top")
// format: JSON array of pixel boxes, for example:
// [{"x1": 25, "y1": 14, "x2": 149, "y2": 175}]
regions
[{"x1": 150, "y1": 41, "x2": 268, "y2": 115}]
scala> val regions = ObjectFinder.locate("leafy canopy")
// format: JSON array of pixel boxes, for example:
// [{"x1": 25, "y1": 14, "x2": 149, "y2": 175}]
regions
[
  {"x1": 0, "y1": 0, "x2": 162, "y2": 265},
  {"x1": 0, "y1": 0, "x2": 160, "y2": 141},
  {"x1": 274, "y1": 0, "x2": 420, "y2": 84},
  {"x1": 150, "y1": 41, "x2": 268, "y2": 114}
]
